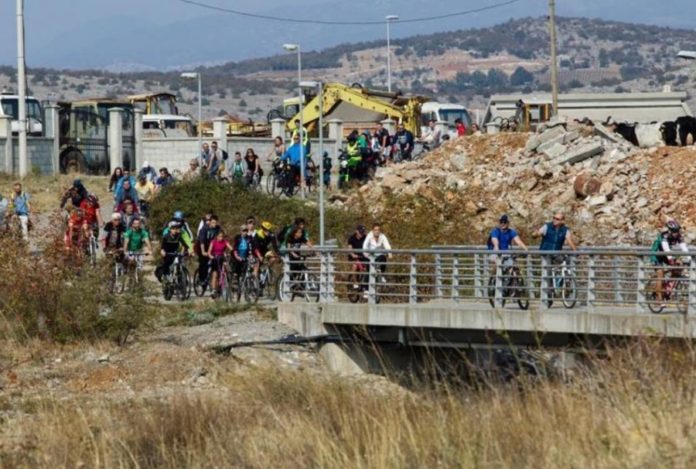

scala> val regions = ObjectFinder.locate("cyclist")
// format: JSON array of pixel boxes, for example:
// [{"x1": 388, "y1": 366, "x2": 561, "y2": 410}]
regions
[
  {"x1": 79, "y1": 194, "x2": 102, "y2": 240},
  {"x1": 103, "y1": 212, "x2": 126, "y2": 262},
  {"x1": 487, "y1": 214, "x2": 528, "y2": 272},
  {"x1": 164, "y1": 210, "x2": 194, "y2": 250},
  {"x1": 535, "y1": 212, "x2": 578, "y2": 253},
  {"x1": 347, "y1": 224, "x2": 368, "y2": 291},
  {"x1": 206, "y1": 229, "x2": 233, "y2": 299},
  {"x1": 65, "y1": 207, "x2": 88, "y2": 251},
  {"x1": 119, "y1": 200, "x2": 140, "y2": 229},
  {"x1": 279, "y1": 217, "x2": 311, "y2": 249},
  {"x1": 155, "y1": 167, "x2": 175, "y2": 189},
  {"x1": 60, "y1": 179, "x2": 88, "y2": 210},
  {"x1": 196, "y1": 215, "x2": 221, "y2": 286},
  {"x1": 138, "y1": 161, "x2": 158, "y2": 183},
  {"x1": 255, "y1": 221, "x2": 280, "y2": 260},
  {"x1": 115, "y1": 177, "x2": 139, "y2": 206},
  {"x1": 362, "y1": 223, "x2": 392, "y2": 282},
  {"x1": 281, "y1": 134, "x2": 310, "y2": 194},
  {"x1": 135, "y1": 175, "x2": 156, "y2": 216},
  {"x1": 196, "y1": 211, "x2": 214, "y2": 237},
  {"x1": 286, "y1": 225, "x2": 311, "y2": 284},
  {"x1": 123, "y1": 218, "x2": 152, "y2": 270},
  {"x1": 155, "y1": 222, "x2": 189, "y2": 283},
  {"x1": 233, "y1": 224, "x2": 259, "y2": 279},
  {"x1": 651, "y1": 219, "x2": 690, "y2": 306},
  {"x1": 244, "y1": 148, "x2": 262, "y2": 187},
  {"x1": 291, "y1": 118, "x2": 310, "y2": 154}
]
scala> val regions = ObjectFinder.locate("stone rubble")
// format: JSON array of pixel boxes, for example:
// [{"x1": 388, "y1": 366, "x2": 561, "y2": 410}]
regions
[{"x1": 345, "y1": 116, "x2": 696, "y2": 245}]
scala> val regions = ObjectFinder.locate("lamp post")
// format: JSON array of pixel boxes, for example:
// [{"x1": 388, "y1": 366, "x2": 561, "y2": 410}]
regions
[
  {"x1": 301, "y1": 80, "x2": 324, "y2": 245},
  {"x1": 283, "y1": 43, "x2": 306, "y2": 199},
  {"x1": 181, "y1": 72, "x2": 202, "y2": 159},
  {"x1": 16, "y1": 0, "x2": 27, "y2": 178},
  {"x1": 385, "y1": 15, "x2": 399, "y2": 93}
]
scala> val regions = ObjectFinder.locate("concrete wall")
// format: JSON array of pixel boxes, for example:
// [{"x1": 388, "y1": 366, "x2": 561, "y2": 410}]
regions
[
  {"x1": 12, "y1": 138, "x2": 55, "y2": 175},
  {"x1": 143, "y1": 136, "x2": 339, "y2": 173}
]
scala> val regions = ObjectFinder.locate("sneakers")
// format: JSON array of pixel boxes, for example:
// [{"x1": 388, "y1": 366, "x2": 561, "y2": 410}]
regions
[
  {"x1": 363, "y1": 292, "x2": 369, "y2": 299},
  {"x1": 352, "y1": 283, "x2": 359, "y2": 290}
]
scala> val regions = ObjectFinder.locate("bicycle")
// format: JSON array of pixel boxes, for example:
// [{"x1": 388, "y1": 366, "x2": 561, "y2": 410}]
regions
[
  {"x1": 237, "y1": 256, "x2": 260, "y2": 303},
  {"x1": 212, "y1": 255, "x2": 235, "y2": 303},
  {"x1": 487, "y1": 254, "x2": 529, "y2": 310},
  {"x1": 645, "y1": 259, "x2": 689, "y2": 314},
  {"x1": 121, "y1": 251, "x2": 147, "y2": 292},
  {"x1": 543, "y1": 255, "x2": 577, "y2": 308},
  {"x1": 162, "y1": 253, "x2": 191, "y2": 301},
  {"x1": 193, "y1": 259, "x2": 212, "y2": 297},
  {"x1": 258, "y1": 256, "x2": 278, "y2": 300},
  {"x1": 86, "y1": 229, "x2": 99, "y2": 267},
  {"x1": 278, "y1": 255, "x2": 319, "y2": 302}
]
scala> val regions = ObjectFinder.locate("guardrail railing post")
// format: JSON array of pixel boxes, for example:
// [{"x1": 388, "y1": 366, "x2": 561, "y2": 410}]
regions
[
  {"x1": 475, "y1": 254, "x2": 484, "y2": 298},
  {"x1": 636, "y1": 255, "x2": 646, "y2": 314},
  {"x1": 435, "y1": 253, "x2": 443, "y2": 299},
  {"x1": 526, "y1": 254, "x2": 535, "y2": 300},
  {"x1": 451, "y1": 255, "x2": 460, "y2": 301},
  {"x1": 587, "y1": 256, "x2": 596, "y2": 313},
  {"x1": 368, "y1": 253, "x2": 377, "y2": 305},
  {"x1": 688, "y1": 256, "x2": 696, "y2": 316},
  {"x1": 540, "y1": 255, "x2": 549, "y2": 310},
  {"x1": 613, "y1": 257, "x2": 623, "y2": 304},
  {"x1": 410, "y1": 254, "x2": 418, "y2": 305},
  {"x1": 319, "y1": 251, "x2": 327, "y2": 302},
  {"x1": 282, "y1": 253, "x2": 291, "y2": 302},
  {"x1": 494, "y1": 256, "x2": 504, "y2": 307},
  {"x1": 327, "y1": 251, "x2": 336, "y2": 302}
]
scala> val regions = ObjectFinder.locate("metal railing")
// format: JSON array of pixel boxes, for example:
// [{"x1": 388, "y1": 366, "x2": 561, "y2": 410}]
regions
[{"x1": 278, "y1": 247, "x2": 696, "y2": 315}]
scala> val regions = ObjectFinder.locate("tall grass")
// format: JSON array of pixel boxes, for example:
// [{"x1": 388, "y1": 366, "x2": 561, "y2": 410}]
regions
[{"x1": 3, "y1": 340, "x2": 695, "y2": 468}]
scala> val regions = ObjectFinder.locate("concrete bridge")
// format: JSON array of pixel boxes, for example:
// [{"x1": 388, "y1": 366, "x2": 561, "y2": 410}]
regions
[{"x1": 276, "y1": 247, "x2": 696, "y2": 373}]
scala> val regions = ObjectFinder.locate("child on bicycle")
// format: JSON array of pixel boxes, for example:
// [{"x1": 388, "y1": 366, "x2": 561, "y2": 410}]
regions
[{"x1": 207, "y1": 229, "x2": 233, "y2": 299}]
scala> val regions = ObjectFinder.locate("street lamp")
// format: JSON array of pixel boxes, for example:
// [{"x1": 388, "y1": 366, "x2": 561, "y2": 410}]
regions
[
  {"x1": 283, "y1": 43, "x2": 306, "y2": 199},
  {"x1": 385, "y1": 15, "x2": 399, "y2": 93},
  {"x1": 181, "y1": 72, "x2": 202, "y2": 160},
  {"x1": 301, "y1": 80, "x2": 325, "y2": 245}
]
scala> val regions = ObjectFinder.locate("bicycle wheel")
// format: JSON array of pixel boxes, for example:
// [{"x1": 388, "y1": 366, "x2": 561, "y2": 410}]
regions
[
  {"x1": 193, "y1": 267, "x2": 207, "y2": 297},
  {"x1": 510, "y1": 271, "x2": 529, "y2": 310},
  {"x1": 181, "y1": 266, "x2": 192, "y2": 299},
  {"x1": 176, "y1": 268, "x2": 189, "y2": 301},
  {"x1": 112, "y1": 263, "x2": 126, "y2": 294},
  {"x1": 347, "y1": 273, "x2": 362, "y2": 303},
  {"x1": 644, "y1": 276, "x2": 665, "y2": 314},
  {"x1": 267, "y1": 173, "x2": 278, "y2": 196},
  {"x1": 276, "y1": 275, "x2": 289, "y2": 302},
  {"x1": 488, "y1": 277, "x2": 506, "y2": 308},
  {"x1": 89, "y1": 238, "x2": 98, "y2": 267},
  {"x1": 561, "y1": 274, "x2": 577, "y2": 309},
  {"x1": 220, "y1": 270, "x2": 231, "y2": 303},
  {"x1": 304, "y1": 272, "x2": 320, "y2": 302},
  {"x1": 675, "y1": 278, "x2": 689, "y2": 314},
  {"x1": 163, "y1": 281, "x2": 174, "y2": 301},
  {"x1": 244, "y1": 276, "x2": 259, "y2": 304}
]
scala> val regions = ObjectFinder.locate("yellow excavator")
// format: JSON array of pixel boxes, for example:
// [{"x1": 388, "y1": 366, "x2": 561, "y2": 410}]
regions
[{"x1": 268, "y1": 82, "x2": 429, "y2": 137}]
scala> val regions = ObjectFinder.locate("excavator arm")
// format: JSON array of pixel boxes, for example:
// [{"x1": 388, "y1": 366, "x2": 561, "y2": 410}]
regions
[{"x1": 287, "y1": 83, "x2": 427, "y2": 137}]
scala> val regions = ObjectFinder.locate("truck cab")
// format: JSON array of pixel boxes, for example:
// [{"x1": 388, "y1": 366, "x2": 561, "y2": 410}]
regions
[
  {"x1": 420, "y1": 102, "x2": 472, "y2": 137},
  {"x1": 0, "y1": 94, "x2": 44, "y2": 136}
]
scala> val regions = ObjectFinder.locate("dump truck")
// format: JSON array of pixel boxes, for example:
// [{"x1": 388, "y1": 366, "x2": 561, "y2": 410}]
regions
[
  {"x1": 268, "y1": 83, "x2": 429, "y2": 137},
  {"x1": 58, "y1": 99, "x2": 135, "y2": 174}
]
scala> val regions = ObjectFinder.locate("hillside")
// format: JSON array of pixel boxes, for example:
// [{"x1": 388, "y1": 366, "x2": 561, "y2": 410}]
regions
[{"x1": 1, "y1": 16, "x2": 695, "y2": 120}]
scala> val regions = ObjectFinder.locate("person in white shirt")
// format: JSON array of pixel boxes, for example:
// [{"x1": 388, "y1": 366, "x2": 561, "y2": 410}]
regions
[{"x1": 362, "y1": 223, "x2": 392, "y2": 275}]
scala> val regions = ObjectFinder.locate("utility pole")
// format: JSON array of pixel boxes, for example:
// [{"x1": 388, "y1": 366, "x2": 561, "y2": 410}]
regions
[
  {"x1": 16, "y1": 0, "x2": 28, "y2": 178},
  {"x1": 548, "y1": 0, "x2": 559, "y2": 117}
]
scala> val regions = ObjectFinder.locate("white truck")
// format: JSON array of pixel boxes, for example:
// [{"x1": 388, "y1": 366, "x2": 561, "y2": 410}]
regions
[
  {"x1": 420, "y1": 102, "x2": 473, "y2": 138},
  {"x1": 0, "y1": 93, "x2": 44, "y2": 136}
]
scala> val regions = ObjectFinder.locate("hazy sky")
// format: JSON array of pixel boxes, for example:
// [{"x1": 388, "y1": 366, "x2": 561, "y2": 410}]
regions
[{"x1": 0, "y1": 0, "x2": 693, "y2": 68}]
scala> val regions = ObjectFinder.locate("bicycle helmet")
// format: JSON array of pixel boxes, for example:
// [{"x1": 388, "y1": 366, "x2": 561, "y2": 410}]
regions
[
  {"x1": 111, "y1": 212, "x2": 121, "y2": 221},
  {"x1": 261, "y1": 221, "x2": 273, "y2": 231},
  {"x1": 666, "y1": 220, "x2": 681, "y2": 233},
  {"x1": 169, "y1": 221, "x2": 182, "y2": 229},
  {"x1": 173, "y1": 210, "x2": 184, "y2": 221}
]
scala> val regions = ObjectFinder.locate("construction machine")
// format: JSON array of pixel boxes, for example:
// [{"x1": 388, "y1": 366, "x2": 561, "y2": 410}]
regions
[{"x1": 268, "y1": 82, "x2": 429, "y2": 137}]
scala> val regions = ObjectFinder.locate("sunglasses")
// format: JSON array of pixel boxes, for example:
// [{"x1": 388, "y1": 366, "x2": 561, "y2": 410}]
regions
[{"x1": 553, "y1": 217, "x2": 563, "y2": 221}]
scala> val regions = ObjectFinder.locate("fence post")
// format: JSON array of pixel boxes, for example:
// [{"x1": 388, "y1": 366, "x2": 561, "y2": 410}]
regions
[
  {"x1": 636, "y1": 255, "x2": 646, "y2": 314},
  {"x1": 368, "y1": 254, "x2": 377, "y2": 305},
  {"x1": 319, "y1": 251, "x2": 327, "y2": 302},
  {"x1": 688, "y1": 256, "x2": 696, "y2": 316},
  {"x1": 494, "y1": 256, "x2": 504, "y2": 307},
  {"x1": 474, "y1": 254, "x2": 484, "y2": 298},
  {"x1": 409, "y1": 254, "x2": 418, "y2": 305},
  {"x1": 281, "y1": 253, "x2": 291, "y2": 302},
  {"x1": 612, "y1": 257, "x2": 623, "y2": 303},
  {"x1": 327, "y1": 251, "x2": 336, "y2": 302},
  {"x1": 526, "y1": 254, "x2": 535, "y2": 300},
  {"x1": 435, "y1": 253, "x2": 443, "y2": 299},
  {"x1": 451, "y1": 256, "x2": 460, "y2": 301},
  {"x1": 587, "y1": 256, "x2": 596, "y2": 313},
  {"x1": 540, "y1": 255, "x2": 550, "y2": 310}
]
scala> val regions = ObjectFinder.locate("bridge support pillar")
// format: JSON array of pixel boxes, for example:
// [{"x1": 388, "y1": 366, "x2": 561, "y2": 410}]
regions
[
  {"x1": 108, "y1": 108, "x2": 124, "y2": 172},
  {"x1": 0, "y1": 115, "x2": 13, "y2": 175}
]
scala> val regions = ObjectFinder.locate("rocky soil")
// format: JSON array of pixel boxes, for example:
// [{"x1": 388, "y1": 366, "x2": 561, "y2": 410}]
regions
[{"x1": 346, "y1": 119, "x2": 696, "y2": 246}]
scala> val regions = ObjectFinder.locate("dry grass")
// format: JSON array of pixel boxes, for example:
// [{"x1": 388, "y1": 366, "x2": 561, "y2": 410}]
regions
[{"x1": 2, "y1": 340, "x2": 696, "y2": 468}]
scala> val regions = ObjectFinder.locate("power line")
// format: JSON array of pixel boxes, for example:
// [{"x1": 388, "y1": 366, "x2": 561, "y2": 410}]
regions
[{"x1": 174, "y1": 0, "x2": 521, "y2": 26}]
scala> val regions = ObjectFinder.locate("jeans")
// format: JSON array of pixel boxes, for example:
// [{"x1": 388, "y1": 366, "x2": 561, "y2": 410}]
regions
[{"x1": 18, "y1": 214, "x2": 29, "y2": 241}]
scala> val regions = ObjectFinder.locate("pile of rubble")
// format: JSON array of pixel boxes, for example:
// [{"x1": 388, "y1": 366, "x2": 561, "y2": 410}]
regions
[{"x1": 341, "y1": 118, "x2": 696, "y2": 245}]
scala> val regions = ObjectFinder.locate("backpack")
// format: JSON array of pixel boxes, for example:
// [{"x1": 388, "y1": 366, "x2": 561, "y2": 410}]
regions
[
  {"x1": 238, "y1": 236, "x2": 249, "y2": 257},
  {"x1": 222, "y1": 150, "x2": 229, "y2": 161}
]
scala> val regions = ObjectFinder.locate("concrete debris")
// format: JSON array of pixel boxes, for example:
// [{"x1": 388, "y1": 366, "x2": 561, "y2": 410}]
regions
[{"x1": 343, "y1": 122, "x2": 696, "y2": 246}]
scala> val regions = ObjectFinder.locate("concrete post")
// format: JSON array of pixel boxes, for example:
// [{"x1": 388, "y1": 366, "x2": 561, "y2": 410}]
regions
[
  {"x1": 586, "y1": 256, "x2": 596, "y2": 313},
  {"x1": 213, "y1": 117, "x2": 229, "y2": 151},
  {"x1": 0, "y1": 115, "x2": 12, "y2": 174},
  {"x1": 44, "y1": 105, "x2": 60, "y2": 175},
  {"x1": 108, "y1": 108, "x2": 124, "y2": 173},
  {"x1": 328, "y1": 119, "x2": 343, "y2": 161},
  {"x1": 486, "y1": 122, "x2": 500, "y2": 135},
  {"x1": 134, "y1": 109, "x2": 144, "y2": 171},
  {"x1": 270, "y1": 118, "x2": 286, "y2": 141},
  {"x1": 381, "y1": 118, "x2": 396, "y2": 134}
]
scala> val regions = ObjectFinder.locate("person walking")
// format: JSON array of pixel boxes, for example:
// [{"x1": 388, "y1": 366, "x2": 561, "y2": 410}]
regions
[{"x1": 10, "y1": 182, "x2": 32, "y2": 241}]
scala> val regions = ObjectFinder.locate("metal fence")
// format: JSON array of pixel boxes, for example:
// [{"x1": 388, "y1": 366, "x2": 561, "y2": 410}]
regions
[{"x1": 278, "y1": 247, "x2": 696, "y2": 315}]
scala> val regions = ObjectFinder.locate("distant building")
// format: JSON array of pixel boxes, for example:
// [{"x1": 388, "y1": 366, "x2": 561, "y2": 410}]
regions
[{"x1": 483, "y1": 90, "x2": 693, "y2": 125}]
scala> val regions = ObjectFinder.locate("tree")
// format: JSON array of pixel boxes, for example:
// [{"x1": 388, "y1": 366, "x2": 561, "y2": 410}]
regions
[
  {"x1": 238, "y1": 99, "x2": 247, "y2": 108},
  {"x1": 510, "y1": 66, "x2": 534, "y2": 86},
  {"x1": 486, "y1": 68, "x2": 509, "y2": 88}
]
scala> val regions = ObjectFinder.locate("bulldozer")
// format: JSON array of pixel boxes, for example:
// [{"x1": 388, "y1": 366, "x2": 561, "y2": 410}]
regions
[{"x1": 268, "y1": 82, "x2": 429, "y2": 137}]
